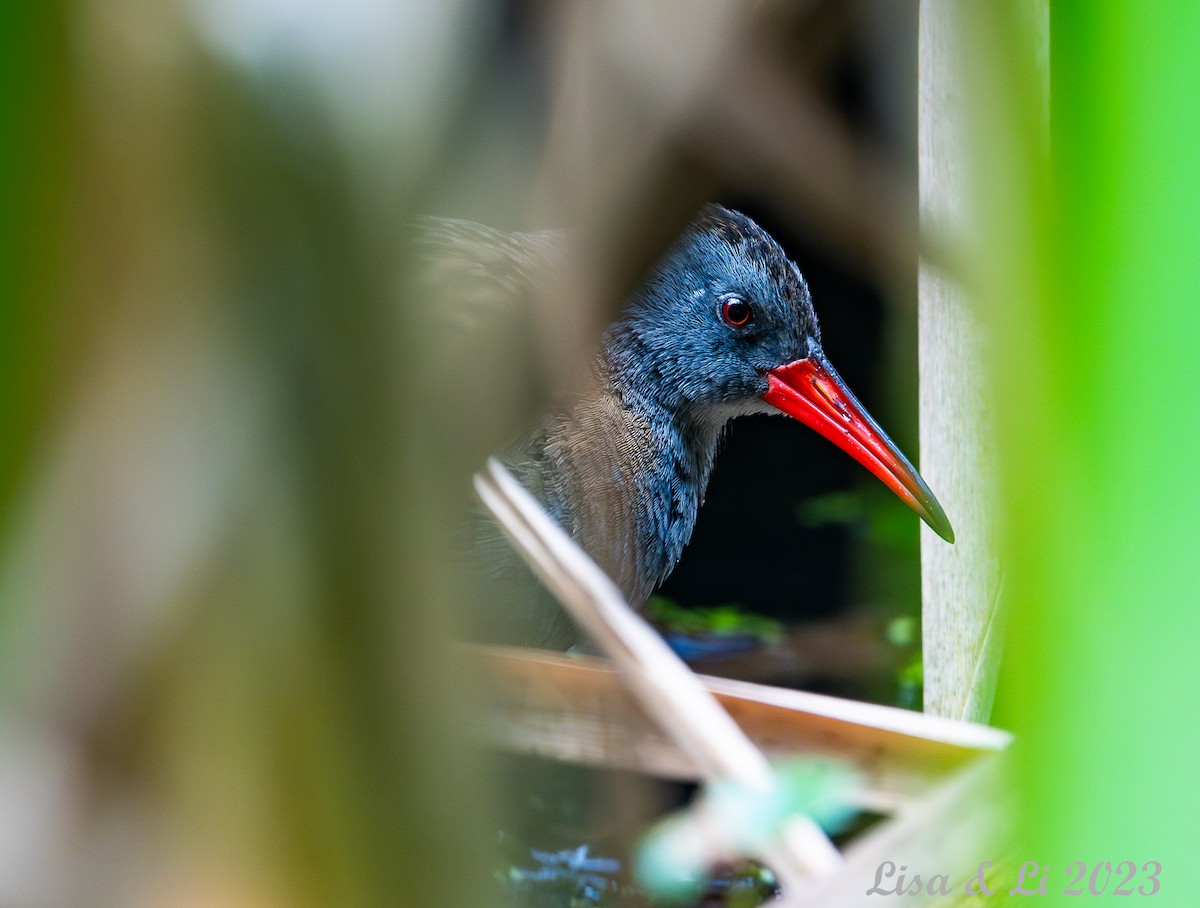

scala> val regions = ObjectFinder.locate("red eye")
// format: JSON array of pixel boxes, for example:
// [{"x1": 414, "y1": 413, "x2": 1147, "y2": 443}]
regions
[{"x1": 721, "y1": 297, "x2": 752, "y2": 327}]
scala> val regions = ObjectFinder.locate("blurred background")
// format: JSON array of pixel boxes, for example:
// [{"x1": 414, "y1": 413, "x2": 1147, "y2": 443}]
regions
[{"x1": 2, "y1": 0, "x2": 1199, "y2": 906}]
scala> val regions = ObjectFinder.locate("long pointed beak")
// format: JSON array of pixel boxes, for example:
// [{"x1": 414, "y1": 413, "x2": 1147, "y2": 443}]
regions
[{"x1": 763, "y1": 355, "x2": 955, "y2": 543}]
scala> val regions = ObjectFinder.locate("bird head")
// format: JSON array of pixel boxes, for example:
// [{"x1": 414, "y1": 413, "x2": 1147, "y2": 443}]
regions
[{"x1": 607, "y1": 205, "x2": 954, "y2": 543}]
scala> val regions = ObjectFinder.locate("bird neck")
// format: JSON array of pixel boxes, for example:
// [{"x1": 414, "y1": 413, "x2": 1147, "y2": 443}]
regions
[{"x1": 524, "y1": 349, "x2": 725, "y2": 608}]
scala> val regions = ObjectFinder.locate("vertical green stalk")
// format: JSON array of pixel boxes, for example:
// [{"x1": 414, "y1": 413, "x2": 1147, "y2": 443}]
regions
[
  {"x1": 998, "y1": 3, "x2": 1200, "y2": 899},
  {"x1": 0, "y1": 1, "x2": 70, "y2": 523}
]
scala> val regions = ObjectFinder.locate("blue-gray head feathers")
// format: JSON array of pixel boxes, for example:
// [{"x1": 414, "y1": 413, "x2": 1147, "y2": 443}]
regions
[{"x1": 606, "y1": 205, "x2": 822, "y2": 416}]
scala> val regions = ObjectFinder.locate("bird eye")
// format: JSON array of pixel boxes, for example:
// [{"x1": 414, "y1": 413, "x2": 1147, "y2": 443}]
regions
[{"x1": 720, "y1": 296, "x2": 752, "y2": 327}]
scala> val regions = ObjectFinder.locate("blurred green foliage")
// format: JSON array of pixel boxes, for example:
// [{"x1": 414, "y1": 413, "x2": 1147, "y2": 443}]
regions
[
  {"x1": 636, "y1": 759, "x2": 856, "y2": 903},
  {"x1": 984, "y1": 2, "x2": 1200, "y2": 900},
  {"x1": 0, "y1": 2, "x2": 71, "y2": 525},
  {"x1": 646, "y1": 596, "x2": 782, "y2": 645}
]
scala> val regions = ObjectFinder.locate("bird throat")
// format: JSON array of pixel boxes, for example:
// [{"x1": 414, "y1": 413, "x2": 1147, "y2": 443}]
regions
[{"x1": 516, "y1": 360, "x2": 725, "y2": 609}]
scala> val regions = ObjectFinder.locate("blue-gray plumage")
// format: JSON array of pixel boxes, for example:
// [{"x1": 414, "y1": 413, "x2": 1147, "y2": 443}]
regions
[{"x1": 426, "y1": 205, "x2": 953, "y2": 648}]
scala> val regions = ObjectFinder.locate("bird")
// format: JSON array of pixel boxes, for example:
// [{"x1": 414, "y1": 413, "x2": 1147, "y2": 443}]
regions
[{"x1": 423, "y1": 205, "x2": 953, "y2": 648}]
